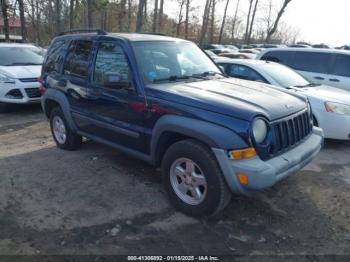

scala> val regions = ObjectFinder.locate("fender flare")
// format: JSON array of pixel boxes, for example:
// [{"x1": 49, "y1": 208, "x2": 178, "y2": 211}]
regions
[
  {"x1": 41, "y1": 88, "x2": 78, "y2": 132},
  {"x1": 150, "y1": 115, "x2": 249, "y2": 162}
]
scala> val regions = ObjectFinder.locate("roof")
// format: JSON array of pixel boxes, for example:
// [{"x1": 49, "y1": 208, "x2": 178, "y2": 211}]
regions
[
  {"x1": 259, "y1": 47, "x2": 350, "y2": 56},
  {"x1": 56, "y1": 32, "x2": 186, "y2": 43},
  {"x1": 216, "y1": 58, "x2": 268, "y2": 65}
]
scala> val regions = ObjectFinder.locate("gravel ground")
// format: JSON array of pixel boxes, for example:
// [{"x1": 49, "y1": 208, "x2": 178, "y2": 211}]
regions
[{"x1": 0, "y1": 105, "x2": 349, "y2": 260}]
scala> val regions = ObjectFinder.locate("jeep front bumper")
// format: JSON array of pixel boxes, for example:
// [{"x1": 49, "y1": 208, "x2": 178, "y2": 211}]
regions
[{"x1": 213, "y1": 127, "x2": 324, "y2": 196}]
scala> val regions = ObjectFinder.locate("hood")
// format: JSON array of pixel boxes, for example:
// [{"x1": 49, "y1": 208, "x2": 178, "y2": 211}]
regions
[
  {"x1": 293, "y1": 85, "x2": 350, "y2": 104},
  {"x1": 146, "y1": 78, "x2": 307, "y2": 121},
  {"x1": 0, "y1": 65, "x2": 42, "y2": 79}
]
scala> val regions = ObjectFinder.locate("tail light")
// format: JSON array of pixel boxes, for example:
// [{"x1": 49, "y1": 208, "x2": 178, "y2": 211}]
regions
[{"x1": 38, "y1": 76, "x2": 46, "y2": 95}]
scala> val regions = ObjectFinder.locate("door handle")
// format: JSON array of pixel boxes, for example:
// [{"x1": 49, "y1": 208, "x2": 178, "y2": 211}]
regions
[
  {"x1": 329, "y1": 78, "x2": 340, "y2": 82},
  {"x1": 314, "y1": 76, "x2": 325, "y2": 80}
]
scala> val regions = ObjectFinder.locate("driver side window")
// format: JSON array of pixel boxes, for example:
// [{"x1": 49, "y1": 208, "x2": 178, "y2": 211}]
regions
[{"x1": 93, "y1": 42, "x2": 132, "y2": 89}]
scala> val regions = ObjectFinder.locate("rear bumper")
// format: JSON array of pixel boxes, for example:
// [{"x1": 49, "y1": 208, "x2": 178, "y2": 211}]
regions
[{"x1": 213, "y1": 127, "x2": 324, "y2": 196}]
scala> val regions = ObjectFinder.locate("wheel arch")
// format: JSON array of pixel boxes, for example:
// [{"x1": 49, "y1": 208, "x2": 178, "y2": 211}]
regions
[
  {"x1": 151, "y1": 115, "x2": 248, "y2": 166},
  {"x1": 42, "y1": 88, "x2": 78, "y2": 132}
]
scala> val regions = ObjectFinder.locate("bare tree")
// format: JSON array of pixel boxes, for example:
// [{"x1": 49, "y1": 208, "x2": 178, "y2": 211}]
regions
[
  {"x1": 244, "y1": 0, "x2": 253, "y2": 43},
  {"x1": 87, "y1": 0, "x2": 93, "y2": 28},
  {"x1": 158, "y1": 0, "x2": 164, "y2": 31},
  {"x1": 230, "y1": 0, "x2": 241, "y2": 40},
  {"x1": 136, "y1": 0, "x2": 145, "y2": 32},
  {"x1": 247, "y1": 0, "x2": 259, "y2": 44},
  {"x1": 265, "y1": 0, "x2": 293, "y2": 43},
  {"x1": 199, "y1": 0, "x2": 211, "y2": 45},
  {"x1": 55, "y1": 0, "x2": 61, "y2": 34},
  {"x1": 209, "y1": 0, "x2": 217, "y2": 43},
  {"x1": 152, "y1": 0, "x2": 158, "y2": 32},
  {"x1": 127, "y1": 0, "x2": 133, "y2": 31},
  {"x1": 119, "y1": 0, "x2": 127, "y2": 31},
  {"x1": 176, "y1": 0, "x2": 185, "y2": 37},
  {"x1": 184, "y1": 0, "x2": 191, "y2": 39},
  {"x1": 18, "y1": 0, "x2": 27, "y2": 41},
  {"x1": 1, "y1": 0, "x2": 10, "y2": 41},
  {"x1": 69, "y1": 0, "x2": 74, "y2": 29},
  {"x1": 218, "y1": 0, "x2": 230, "y2": 44}
]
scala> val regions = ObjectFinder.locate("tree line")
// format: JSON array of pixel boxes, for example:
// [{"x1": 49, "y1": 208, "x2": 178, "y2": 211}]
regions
[{"x1": 0, "y1": 0, "x2": 296, "y2": 46}]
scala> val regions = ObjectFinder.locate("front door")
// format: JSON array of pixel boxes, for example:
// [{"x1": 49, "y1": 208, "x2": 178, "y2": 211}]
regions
[{"x1": 70, "y1": 40, "x2": 148, "y2": 153}]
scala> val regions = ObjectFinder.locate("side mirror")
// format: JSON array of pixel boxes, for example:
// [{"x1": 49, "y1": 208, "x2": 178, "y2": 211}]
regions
[{"x1": 104, "y1": 73, "x2": 130, "y2": 89}]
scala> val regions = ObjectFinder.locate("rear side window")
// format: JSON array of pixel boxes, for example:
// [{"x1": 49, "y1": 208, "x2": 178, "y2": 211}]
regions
[
  {"x1": 260, "y1": 51, "x2": 291, "y2": 66},
  {"x1": 332, "y1": 54, "x2": 350, "y2": 77},
  {"x1": 291, "y1": 52, "x2": 331, "y2": 74},
  {"x1": 63, "y1": 40, "x2": 93, "y2": 79},
  {"x1": 43, "y1": 40, "x2": 65, "y2": 75}
]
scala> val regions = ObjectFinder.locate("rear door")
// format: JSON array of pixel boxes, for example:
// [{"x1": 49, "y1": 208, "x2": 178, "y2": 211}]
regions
[
  {"x1": 290, "y1": 51, "x2": 332, "y2": 85},
  {"x1": 326, "y1": 54, "x2": 350, "y2": 91}
]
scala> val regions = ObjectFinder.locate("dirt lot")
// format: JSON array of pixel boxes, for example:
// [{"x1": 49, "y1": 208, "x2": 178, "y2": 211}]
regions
[{"x1": 0, "y1": 105, "x2": 350, "y2": 259}]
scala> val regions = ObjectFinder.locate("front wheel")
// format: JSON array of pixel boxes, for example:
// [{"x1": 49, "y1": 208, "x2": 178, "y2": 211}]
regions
[
  {"x1": 161, "y1": 139, "x2": 231, "y2": 217},
  {"x1": 50, "y1": 107, "x2": 82, "y2": 150}
]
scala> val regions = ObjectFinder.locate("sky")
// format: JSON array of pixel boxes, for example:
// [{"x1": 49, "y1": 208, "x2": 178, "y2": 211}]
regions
[{"x1": 164, "y1": 0, "x2": 350, "y2": 47}]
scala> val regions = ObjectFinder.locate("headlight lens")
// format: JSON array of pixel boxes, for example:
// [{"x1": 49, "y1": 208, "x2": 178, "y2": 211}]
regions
[
  {"x1": 0, "y1": 72, "x2": 16, "y2": 84},
  {"x1": 325, "y1": 102, "x2": 350, "y2": 116},
  {"x1": 252, "y1": 118, "x2": 268, "y2": 143}
]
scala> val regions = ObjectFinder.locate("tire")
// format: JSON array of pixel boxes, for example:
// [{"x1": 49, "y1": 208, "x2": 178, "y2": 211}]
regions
[
  {"x1": 50, "y1": 107, "x2": 82, "y2": 150},
  {"x1": 161, "y1": 139, "x2": 231, "y2": 218}
]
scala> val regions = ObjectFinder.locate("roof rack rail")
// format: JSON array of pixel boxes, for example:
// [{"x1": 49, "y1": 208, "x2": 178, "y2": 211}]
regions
[
  {"x1": 57, "y1": 28, "x2": 107, "y2": 37},
  {"x1": 138, "y1": 32, "x2": 167, "y2": 36}
]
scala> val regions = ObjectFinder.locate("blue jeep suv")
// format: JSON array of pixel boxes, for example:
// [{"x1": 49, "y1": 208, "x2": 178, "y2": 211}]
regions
[{"x1": 40, "y1": 29, "x2": 324, "y2": 217}]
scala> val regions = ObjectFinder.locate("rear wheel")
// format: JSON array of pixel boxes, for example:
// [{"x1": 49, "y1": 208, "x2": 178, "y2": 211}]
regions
[
  {"x1": 161, "y1": 139, "x2": 231, "y2": 218},
  {"x1": 50, "y1": 107, "x2": 82, "y2": 150}
]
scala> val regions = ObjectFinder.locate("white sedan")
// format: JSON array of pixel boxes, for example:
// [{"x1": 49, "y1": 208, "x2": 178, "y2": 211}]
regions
[{"x1": 217, "y1": 58, "x2": 350, "y2": 140}]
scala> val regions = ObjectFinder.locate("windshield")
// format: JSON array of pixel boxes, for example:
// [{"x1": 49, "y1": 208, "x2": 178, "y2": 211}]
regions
[
  {"x1": 0, "y1": 46, "x2": 44, "y2": 66},
  {"x1": 261, "y1": 63, "x2": 310, "y2": 87},
  {"x1": 133, "y1": 41, "x2": 222, "y2": 84}
]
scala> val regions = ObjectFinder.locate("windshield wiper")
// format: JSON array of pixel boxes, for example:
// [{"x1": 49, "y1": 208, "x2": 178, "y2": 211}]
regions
[
  {"x1": 5, "y1": 62, "x2": 42, "y2": 66},
  {"x1": 153, "y1": 75, "x2": 192, "y2": 83},
  {"x1": 294, "y1": 83, "x2": 321, "y2": 88},
  {"x1": 191, "y1": 71, "x2": 226, "y2": 79}
]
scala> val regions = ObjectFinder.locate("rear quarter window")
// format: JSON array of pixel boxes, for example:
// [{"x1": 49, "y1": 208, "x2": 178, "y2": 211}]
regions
[
  {"x1": 291, "y1": 52, "x2": 331, "y2": 74},
  {"x1": 332, "y1": 54, "x2": 350, "y2": 77},
  {"x1": 43, "y1": 40, "x2": 66, "y2": 75}
]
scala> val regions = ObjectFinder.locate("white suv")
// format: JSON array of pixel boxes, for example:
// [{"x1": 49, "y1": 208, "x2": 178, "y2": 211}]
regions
[
  {"x1": 257, "y1": 48, "x2": 350, "y2": 91},
  {"x1": 0, "y1": 43, "x2": 44, "y2": 112}
]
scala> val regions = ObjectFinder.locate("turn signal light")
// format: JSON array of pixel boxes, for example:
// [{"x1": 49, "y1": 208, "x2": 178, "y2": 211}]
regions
[
  {"x1": 229, "y1": 148, "x2": 257, "y2": 160},
  {"x1": 237, "y1": 173, "x2": 249, "y2": 185}
]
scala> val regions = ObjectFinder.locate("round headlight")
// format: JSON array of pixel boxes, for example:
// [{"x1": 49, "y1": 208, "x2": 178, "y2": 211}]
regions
[{"x1": 252, "y1": 119, "x2": 268, "y2": 144}]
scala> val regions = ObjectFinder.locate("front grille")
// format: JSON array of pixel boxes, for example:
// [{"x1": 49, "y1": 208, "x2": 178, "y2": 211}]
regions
[
  {"x1": 25, "y1": 88, "x2": 41, "y2": 98},
  {"x1": 19, "y1": 78, "x2": 38, "y2": 83},
  {"x1": 272, "y1": 110, "x2": 312, "y2": 156},
  {"x1": 5, "y1": 89, "x2": 23, "y2": 99}
]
